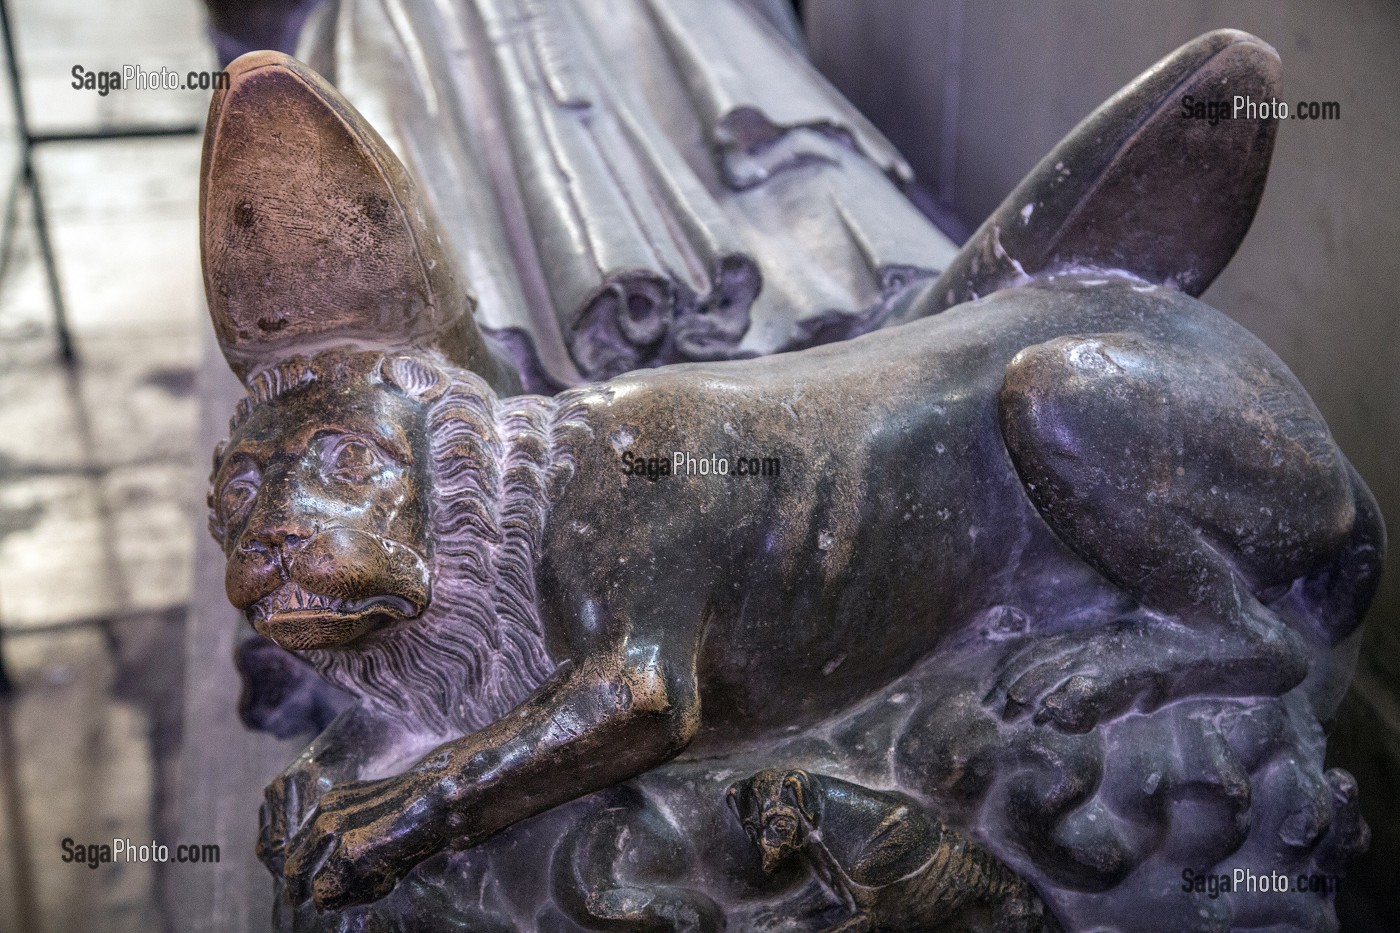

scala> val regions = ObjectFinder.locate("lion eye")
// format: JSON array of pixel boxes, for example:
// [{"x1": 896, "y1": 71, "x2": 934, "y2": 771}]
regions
[
  {"x1": 323, "y1": 437, "x2": 383, "y2": 484},
  {"x1": 218, "y1": 472, "x2": 261, "y2": 525}
]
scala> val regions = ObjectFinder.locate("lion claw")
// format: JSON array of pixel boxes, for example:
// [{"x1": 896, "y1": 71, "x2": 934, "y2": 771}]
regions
[
  {"x1": 987, "y1": 628, "x2": 1142, "y2": 733},
  {"x1": 282, "y1": 773, "x2": 444, "y2": 910}
]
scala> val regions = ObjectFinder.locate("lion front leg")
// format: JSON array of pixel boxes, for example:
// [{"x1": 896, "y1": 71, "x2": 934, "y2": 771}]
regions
[
  {"x1": 261, "y1": 703, "x2": 402, "y2": 882},
  {"x1": 284, "y1": 647, "x2": 701, "y2": 910}
]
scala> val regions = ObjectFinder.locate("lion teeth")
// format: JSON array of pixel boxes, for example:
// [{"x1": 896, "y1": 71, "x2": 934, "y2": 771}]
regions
[{"x1": 250, "y1": 583, "x2": 347, "y2": 620}]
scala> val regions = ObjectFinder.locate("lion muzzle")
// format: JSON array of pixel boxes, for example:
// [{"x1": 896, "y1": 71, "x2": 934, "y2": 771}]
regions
[{"x1": 227, "y1": 527, "x2": 430, "y2": 651}]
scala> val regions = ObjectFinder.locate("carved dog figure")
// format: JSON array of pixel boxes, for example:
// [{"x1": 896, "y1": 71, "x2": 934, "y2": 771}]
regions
[
  {"x1": 201, "y1": 36, "x2": 1384, "y2": 912},
  {"x1": 727, "y1": 768, "x2": 1057, "y2": 931}
]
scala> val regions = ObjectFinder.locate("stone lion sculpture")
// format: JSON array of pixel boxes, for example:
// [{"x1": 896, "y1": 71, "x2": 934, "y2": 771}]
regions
[{"x1": 201, "y1": 28, "x2": 1381, "y2": 933}]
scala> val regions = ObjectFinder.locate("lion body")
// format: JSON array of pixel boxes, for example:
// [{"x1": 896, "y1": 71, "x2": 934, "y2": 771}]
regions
[
  {"x1": 216, "y1": 274, "x2": 1379, "y2": 908},
  {"x1": 539, "y1": 276, "x2": 1367, "y2": 748}
]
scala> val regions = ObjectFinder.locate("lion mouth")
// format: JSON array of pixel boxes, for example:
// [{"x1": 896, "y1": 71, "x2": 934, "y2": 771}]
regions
[{"x1": 247, "y1": 581, "x2": 417, "y2": 650}]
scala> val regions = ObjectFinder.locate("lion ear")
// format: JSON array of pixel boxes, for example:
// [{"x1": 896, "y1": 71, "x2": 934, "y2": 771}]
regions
[
  {"x1": 200, "y1": 51, "x2": 517, "y2": 393},
  {"x1": 780, "y1": 770, "x2": 816, "y2": 822}
]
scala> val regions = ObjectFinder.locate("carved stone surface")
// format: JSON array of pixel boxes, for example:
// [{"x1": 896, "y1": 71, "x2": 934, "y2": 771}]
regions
[{"x1": 197, "y1": 13, "x2": 1383, "y2": 933}]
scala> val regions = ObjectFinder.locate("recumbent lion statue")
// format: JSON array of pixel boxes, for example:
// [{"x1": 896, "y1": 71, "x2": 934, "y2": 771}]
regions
[{"x1": 201, "y1": 35, "x2": 1382, "y2": 929}]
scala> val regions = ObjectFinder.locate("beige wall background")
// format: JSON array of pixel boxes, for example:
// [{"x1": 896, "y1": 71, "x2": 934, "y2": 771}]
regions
[{"x1": 806, "y1": 1, "x2": 1399, "y2": 927}]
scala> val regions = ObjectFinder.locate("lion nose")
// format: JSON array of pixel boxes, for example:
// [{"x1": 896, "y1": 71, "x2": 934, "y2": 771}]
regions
[{"x1": 245, "y1": 522, "x2": 317, "y2": 560}]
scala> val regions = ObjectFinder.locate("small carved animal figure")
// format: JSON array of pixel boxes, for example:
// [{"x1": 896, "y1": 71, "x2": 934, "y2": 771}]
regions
[{"x1": 727, "y1": 769, "x2": 1057, "y2": 932}]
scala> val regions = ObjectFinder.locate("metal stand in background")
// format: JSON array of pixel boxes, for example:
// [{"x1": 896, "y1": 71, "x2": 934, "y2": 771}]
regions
[
  {"x1": 0, "y1": 0, "x2": 201, "y2": 696},
  {"x1": 1, "y1": 0, "x2": 76, "y2": 363},
  {"x1": 0, "y1": 0, "x2": 203, "y2": 364}
]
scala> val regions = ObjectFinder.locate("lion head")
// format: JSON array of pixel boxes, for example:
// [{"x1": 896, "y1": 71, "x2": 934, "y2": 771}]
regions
[
  {"x1": 209, "y1": 349, "x2": 590, "y2": 734},
  {"x1": 198, "y1": 54, "x2": 595, "y2": 734}
]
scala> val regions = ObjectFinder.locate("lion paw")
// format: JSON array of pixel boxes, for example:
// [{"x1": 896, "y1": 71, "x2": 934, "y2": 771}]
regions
[
  {"x1": 259, "y1": 762, "x2": 331, "y2": 876},
  {"x1": 986, "y1": 626, "x2": 1161, "y2": 733},
  {"x1": 283, "y1": 774, "x2": 447, "y2": 910}
]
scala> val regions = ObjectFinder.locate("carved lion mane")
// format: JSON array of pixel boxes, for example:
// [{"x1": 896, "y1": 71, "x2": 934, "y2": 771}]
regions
[{"x1": 210, "y1": 350, "x2": 593, "y2": 736}]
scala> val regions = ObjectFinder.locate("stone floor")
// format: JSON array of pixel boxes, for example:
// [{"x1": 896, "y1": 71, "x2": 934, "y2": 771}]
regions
[{"x1": 0, "y1": 0, "x2": 214, "y2": 929}]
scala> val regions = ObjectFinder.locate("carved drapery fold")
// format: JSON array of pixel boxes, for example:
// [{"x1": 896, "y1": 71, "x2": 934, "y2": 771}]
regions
[{"x1": 297, "y1": 0, "x2": 957, "y2": 387}]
